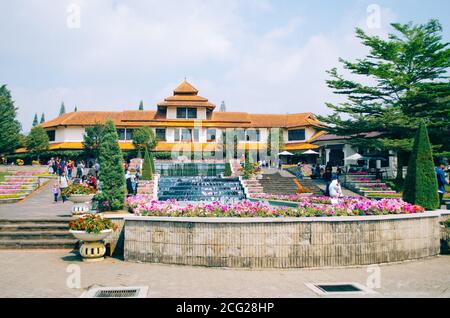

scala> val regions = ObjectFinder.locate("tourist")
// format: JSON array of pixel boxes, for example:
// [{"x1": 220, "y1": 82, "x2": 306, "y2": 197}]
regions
[
  {"x1": 58, "y1": 171, "x2": 69, "y2": 203},
  {"x1": 47, "y1": 158, "x2": 54, "y2": 174},
  {"x1": 76, "y1": 161, "x2": 84, "y2": 179},
  {"x1": 87, "y1": 174, "x2": 97, "y2": 190},
  {"x1": 125, "y1": 170, "x2": 134, "y2": 196},
  {"x1": 67, "y1": 160, "x2": 73, "y2": 179},
  {"x1": 328, "y1": 176, "x2": 343, "y2": 199},
  {"x1": 94, "y1": 160, "x2": 100, "y2": 177},
  {"x1": 51, "y1": 183, "x2": 59, "y2": 203},
  {"x1": 436, "y1": 162, "x2": 448, "y2": 206}
]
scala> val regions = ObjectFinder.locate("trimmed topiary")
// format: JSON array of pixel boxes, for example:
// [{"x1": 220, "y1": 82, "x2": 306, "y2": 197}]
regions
[
  {"x1": 402, "y1": 120, "x2": 440, "y2": 210},
  {"x1": 96, "y1": 119, "x2": 126, "y2": 211},
  {"x1": 142, "y1": 147, "x2": 153, "y2": 180},
  {"x1": 224, "y1": 162, "x2": 232, "y2": 177}
]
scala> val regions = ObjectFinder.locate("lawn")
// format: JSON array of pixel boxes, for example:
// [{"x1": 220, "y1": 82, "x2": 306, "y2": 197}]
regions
[{"x1": 0, "y1": 172, "x2": 9, "y2": 182}]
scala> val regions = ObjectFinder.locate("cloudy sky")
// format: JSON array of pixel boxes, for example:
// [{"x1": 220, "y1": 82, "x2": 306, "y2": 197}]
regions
[{"x1": 1, "y1": 0, "x2": 449, "y2": 131}]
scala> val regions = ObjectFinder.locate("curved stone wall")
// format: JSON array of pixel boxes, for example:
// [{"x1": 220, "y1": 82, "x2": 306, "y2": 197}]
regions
[{"x1": 124, "y1": 212, "x2": 441, "y2": 268}]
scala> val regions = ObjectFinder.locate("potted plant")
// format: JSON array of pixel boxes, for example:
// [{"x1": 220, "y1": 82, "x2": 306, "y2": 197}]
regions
[
  {"x1": 62, "y1": 183, "x2": 97, "y2": 215},
  {"x1": 69, "y1": 214, "x2": 117, "y2": 262}
]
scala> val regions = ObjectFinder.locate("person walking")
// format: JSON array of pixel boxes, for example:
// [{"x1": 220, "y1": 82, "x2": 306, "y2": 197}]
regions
[
  {"x1": 436, "y1": 162, "x2": 448, "y2": 207},
  {"x1": 51, "y1": 183, "x2": 59, "y2": 203},
  {"x1": 58, "y1": 171, "x2": 69, "y2": 203}
]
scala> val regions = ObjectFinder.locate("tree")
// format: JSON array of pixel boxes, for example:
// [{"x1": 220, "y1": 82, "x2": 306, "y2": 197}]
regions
[
  {"x1": 141, "y1": 147, "x2": 153, "y2": 180},
  {"x1": 32, "y1": 113, "x2": 38, "y2": 127},
  {"x1": 139, "y1": 100, "x2": 144, "y2": 110},
  {"x1": 40, "y1": 113, "x2": 45, "y2": 124},
  {"x1": 96, "y1": 120, "x2": 126, "y2": 211},
  {"x1": 59, "y1": 102, "x2": 66, "y2": 116},
  {"x1": 132, "y1": 126, "x2": 157, "y2": 153},
  {"x1": 318, "y1": 20, "x2": 450, "y2": 179},
  {"x1": 26, "y1": 126, "x2": 49, "y2": 160},
  {"x1": 0, "y1": 85, "x2": 22, "y2": 155},
  {"x1": 402, "y1": 121, "x2": 440, "y2": 210},
  {"x1": 82, "y1": 123, "x2": 105, "y2": 159},
  {"x1": 224, "y1": 162, "x2": 232, "y2": 177},
  {"x1": 74, "y1": 106, "x2": 78, "y2": 112}
]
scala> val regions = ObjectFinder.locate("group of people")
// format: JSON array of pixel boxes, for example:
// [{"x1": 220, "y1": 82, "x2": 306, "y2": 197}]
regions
[{"x1": 48, "y1": 157, "x2": 99, "y2": 203}]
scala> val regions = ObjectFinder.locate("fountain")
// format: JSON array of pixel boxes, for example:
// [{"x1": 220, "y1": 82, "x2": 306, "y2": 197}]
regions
[{"x1": 158, "y1": 176, "x2": 246, "y2": 202}]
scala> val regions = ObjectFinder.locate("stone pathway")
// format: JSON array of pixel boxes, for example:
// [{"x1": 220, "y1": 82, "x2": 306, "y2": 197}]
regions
[
  {"x1": 0, "y1": 182, "x2": 72, "y2": 219},
  {"x1": 0, "y1": 251, "x2": 448, "y2": 298}
]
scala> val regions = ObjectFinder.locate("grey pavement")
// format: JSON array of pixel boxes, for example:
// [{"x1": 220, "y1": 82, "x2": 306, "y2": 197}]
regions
[
  {"x1": 0, "y1": 250, "x2": 448, "y2": 298},
  {"x1": 0, "y1": 182, "x2": 72, "y2": 219}
]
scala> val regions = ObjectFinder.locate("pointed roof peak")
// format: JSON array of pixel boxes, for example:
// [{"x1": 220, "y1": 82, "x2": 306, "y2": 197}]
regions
[{"x1": 174, "y1": 79, "x2": 199, "y2": 95}]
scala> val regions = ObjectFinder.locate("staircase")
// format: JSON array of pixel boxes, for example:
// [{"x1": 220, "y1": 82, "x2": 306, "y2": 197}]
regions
[
  {"x1": 260, "y1": 173, "x2": 299, "y2": 195},
  {"x1": 0, "y1": 219, "x2": 77, "y2": 249},
  {"x1": 343, "y1": 174, "x2": 396, "y2": 198},
  {"x1": 296, "y1": 178, "x2": 324, "y2": 196}
]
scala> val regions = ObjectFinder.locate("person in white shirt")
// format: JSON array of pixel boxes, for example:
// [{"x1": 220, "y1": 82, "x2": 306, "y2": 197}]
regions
[{"x1": 328, "y1": 177, "x2": 343, "y2": 198}]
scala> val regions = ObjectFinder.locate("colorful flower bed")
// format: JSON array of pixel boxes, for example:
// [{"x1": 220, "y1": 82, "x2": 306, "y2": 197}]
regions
[
  {"x1": 69, "y1": 214, "x2": 117, "y2": 234},
  {"x1": 126, "y1": 195, "x2": 425, "y2": 217}
]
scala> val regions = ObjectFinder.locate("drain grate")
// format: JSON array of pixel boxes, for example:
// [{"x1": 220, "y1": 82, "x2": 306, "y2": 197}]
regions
[
  {"x1": 81, "y1": 286, "x2": 149, "y2": 298},
  {"x1": 305, "y1": 283, "x2": 376, "y2": 296}
]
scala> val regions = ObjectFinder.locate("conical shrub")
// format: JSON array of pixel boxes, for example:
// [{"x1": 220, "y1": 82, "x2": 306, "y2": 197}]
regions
[
  {"x1": 403, "y1": 120, "x2": 439, "y2": 210},
  {"x1": 142, "y1": 147, "x2": 153, "y2": 180}
]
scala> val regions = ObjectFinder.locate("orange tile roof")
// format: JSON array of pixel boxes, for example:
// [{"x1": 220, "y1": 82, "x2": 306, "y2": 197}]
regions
[
  {"x1": 174, "y1": 80, "x2": 199, "y2": 94},
  {"x1": 42, "y1": 111, "x2": 323, "y2": 129},
  {"x1": 283, "y1": 143, "x2": 320, "y2": 151}
]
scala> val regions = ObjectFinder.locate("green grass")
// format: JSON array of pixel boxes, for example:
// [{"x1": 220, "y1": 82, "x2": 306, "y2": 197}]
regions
[{"x1": 0, "y1": 172, "x2": 9, "y2": 182}]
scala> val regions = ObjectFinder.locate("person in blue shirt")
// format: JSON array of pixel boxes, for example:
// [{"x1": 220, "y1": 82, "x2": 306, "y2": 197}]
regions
[{"x1": 436, "y1": 163, "x2": 448, "y2": 206}]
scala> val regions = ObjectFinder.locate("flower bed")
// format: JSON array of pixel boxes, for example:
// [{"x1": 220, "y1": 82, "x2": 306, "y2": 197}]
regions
[
  {"x1": 126, "y1": 195, "x2": 425, "y2": 217},
  {"x1": 69, "y1": 214, "x2": 117, "y2": 234},
  {"x1": 62, "y1": 183, "x2": 97, "y2": 197}
]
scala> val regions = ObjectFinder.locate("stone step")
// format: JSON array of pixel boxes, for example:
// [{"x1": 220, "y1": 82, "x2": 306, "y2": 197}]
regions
[
  {"x1": 0, "y1": 223, "x2": 69, "y2": 231},
  {"x1": 0, "y1": 239, "x2": 78, "y2": 249},
  {"x1": 0, "y1": 231, "x2": 73, "y2": 240},
  {"x1": 0, "y1": 218, "x2": 72, "y2": 225}
]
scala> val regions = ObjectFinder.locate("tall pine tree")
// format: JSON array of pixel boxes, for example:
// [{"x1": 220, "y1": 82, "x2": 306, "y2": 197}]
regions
[
  {"x1": 0, "y1": 85, "x2": 22, "y2": 155},
  {"x1": 59, "y1": 102, "x2": 66, "y2": 116},
  {"x1": 40, "y1": 113, "x2": 45, "y2": 124},
  {"x1": 96, "y1": 120, "x2": 126, "y2": 211},
  {"x1": 32, "y1": 113, "x2": 38, "y2": 127},
  {"x1": 141, "y1": 147, "x2": 153, "y2": 180},
  {"x1": 318, "y1": 20, "x2": 450, "y2": 179},
  {"x1": 139, "y1": 100, "x2": 144, "y2": 110}
]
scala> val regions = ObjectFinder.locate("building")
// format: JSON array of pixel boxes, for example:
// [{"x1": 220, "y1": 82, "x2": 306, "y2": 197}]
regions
[{"x1": 18, "y1": 80, "x2": 326, "y2": 158}]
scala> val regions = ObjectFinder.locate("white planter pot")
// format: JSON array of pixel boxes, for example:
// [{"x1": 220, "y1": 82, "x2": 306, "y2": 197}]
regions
[
  {"x1": 68, "y1": 194, "x2": 95, "y2": 214},
  {"x1": 69, "y1": 229, "x2": 112, "y2": 242},
  {"x1": 69, "y1": 229, "x2": 113, "y2": 262},
  {"x1": 68, "y1": 194, "x2": 95, "y2": 204}
]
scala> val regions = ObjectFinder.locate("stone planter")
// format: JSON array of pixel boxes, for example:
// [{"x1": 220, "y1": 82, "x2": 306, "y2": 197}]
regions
[
  {"x1": 69, "y1": 229, "x2": 113, "y2": 262},
  {"x1": 68, "y1": 194, "x2": 95, "y2": 215}
]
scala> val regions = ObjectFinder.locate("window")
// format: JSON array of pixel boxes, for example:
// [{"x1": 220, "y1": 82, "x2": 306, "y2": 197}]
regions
[
  {"x1": 207, "y1": 129, "x2": 216, "y2": 142},
  {"x1": 117, "y1": 129, "x2": 126, "y2": 140},
  {"x1": 176, "y1": 107, "x2": 198, "y2": 119},
  {"x1": 157, "y1": 106, "x2": 167, "y2": 118},
  {"x1": 126, "y1": 129, "x2": 134, "y2": 141},
  {"x1": 156, "y1": 128, "x2": 166, "y2": 141},
  {"x1": 246, "y1": 129, "x2": 260, "y2": 142},
  {"x1": 235, "y1": 129, "x2": 246, "y2": 141},
  {"x1": 47, "y1": 130, "x2": 56, "y2": 142},
  {"x1": 181, "y1": 129, "x2": 191, "y2": 141},
  {"x1": 174, "y1": 128, "x2": 198, "y2": 142},
  {"x1": 192, "y1": 129, "x2": 199, "y2": 142},
  {"x1": 176, "y1": 108, "x2": 187, "y2": 119},
  {"x1": 288, "y1": 129, "x2": 305, "y2": 141}
]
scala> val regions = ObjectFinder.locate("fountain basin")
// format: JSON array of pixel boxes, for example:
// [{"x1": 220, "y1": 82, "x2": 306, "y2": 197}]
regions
[{"x1": 123, "y1": 212, "x2": 441, "y2": 268}]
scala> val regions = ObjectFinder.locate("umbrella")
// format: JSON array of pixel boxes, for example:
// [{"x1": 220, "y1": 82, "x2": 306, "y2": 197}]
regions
[
  {"x1": 345, "y1": 153, "x2": 363, "y2": 161},
  {"x1": 303, "y1": 149, "x2": 319, "y2": 155},
  {"x1": 277, "y1": 151, "x2": 294, "y2": 156}
]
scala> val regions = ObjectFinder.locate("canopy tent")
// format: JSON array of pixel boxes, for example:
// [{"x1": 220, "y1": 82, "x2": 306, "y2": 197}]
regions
[
  {"x1": 345, "y1": 153, "x2": 363, "y2": 161},
  {"x1": 277, "y1": 151, "x2": 294, "y2": 156},
  {"x1": 302, "y1": 149, "x2": 319, "y2": 155}
]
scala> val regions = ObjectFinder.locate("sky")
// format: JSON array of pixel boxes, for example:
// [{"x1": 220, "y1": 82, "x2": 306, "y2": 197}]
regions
[{"x1": 1, "y1": 0, "x2": 449, "y2": 131}]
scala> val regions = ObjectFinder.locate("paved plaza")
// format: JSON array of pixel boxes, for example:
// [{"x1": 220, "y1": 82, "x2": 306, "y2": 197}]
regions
[
  {"x1": 0, "y1": 250, "x2": 448, "y2": 298},
  {"x1": 0, "y1": 182, "x2": 72, "y2": 219}
]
